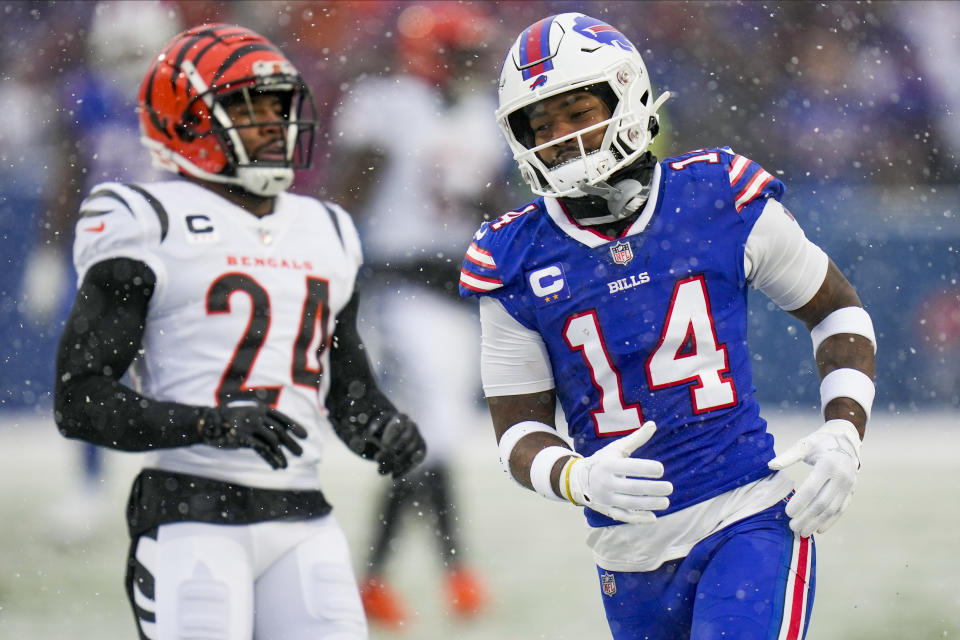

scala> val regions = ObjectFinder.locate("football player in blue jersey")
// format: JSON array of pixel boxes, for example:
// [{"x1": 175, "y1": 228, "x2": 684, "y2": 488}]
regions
[{"x1": 459, "y1": 13, "x2": 876, "y2": 640}]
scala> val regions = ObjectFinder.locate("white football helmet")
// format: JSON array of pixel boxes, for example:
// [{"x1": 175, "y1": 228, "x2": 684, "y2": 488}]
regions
[{"x1": 497, "y1": 13, "x2": 669, "y2": 200}]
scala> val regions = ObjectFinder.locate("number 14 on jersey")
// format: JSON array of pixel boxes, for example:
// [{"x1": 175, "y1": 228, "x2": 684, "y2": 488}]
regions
[{"x1": 564, "y1": 274, "x2": 737, "y2": 436}]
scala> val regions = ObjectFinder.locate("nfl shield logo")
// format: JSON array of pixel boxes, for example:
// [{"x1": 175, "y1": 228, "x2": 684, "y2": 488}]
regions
[
  {"x1": 610, "y1": 241, "x2": 634, "y2": 266},
  {"x1": 600, "y1": 571, "x2": 617, "y2": 597}
]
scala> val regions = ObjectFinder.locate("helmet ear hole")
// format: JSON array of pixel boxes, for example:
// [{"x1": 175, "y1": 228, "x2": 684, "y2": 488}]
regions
[{"x1": 176, "y1": 112, "x2": 200, "y2": 142}]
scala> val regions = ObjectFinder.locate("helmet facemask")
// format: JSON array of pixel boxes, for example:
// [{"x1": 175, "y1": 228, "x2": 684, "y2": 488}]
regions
[
  {"x1": 179, "y1": 60, "x2": 316, "y2": 197},
  {"x1": 502, "y1": 63, "x2": 667, "y2": 201}
]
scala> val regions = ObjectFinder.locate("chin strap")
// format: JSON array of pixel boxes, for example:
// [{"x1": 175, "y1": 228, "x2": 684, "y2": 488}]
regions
[
  {"x1": 561, "y1": 151, "x2": 658, "y2": 226},
  {"x1": 145, "y1": 135, "x2": 294, "y2": 198},
  {"x1": 237, "y1": 167, "x2": 294, "y2": 197},
  {"x1": 573, "y1": 178, "x2": 650, "y2": 225}
]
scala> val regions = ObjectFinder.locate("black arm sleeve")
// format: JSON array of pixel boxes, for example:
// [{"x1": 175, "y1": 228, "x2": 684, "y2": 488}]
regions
[
  {"x1": 53, "y1": 258, "x2": 204, "y2": 450},
  {"x1": 325, "y1": 290, "x2": 398, "y2": 439}
]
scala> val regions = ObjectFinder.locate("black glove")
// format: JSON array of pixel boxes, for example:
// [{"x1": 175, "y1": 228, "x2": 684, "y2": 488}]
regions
[
  {"x1": 198, "y1": 401, "x2": 308, "y2": 469},
  {"x1": 340, "y1": 411, "x2": 426, "y2": 478}
]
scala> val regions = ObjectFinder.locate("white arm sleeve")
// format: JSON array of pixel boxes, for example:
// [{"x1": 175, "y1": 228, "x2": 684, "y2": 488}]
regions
[
  {"x1": 479, "y1": 296, "x2": 555, "y2": 397},
  {"x1": 744, "y1": 199, "x2": 829, "y2": 311}
]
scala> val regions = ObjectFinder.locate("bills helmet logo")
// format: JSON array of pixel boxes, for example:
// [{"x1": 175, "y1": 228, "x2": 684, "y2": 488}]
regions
[
  {"x1": 610, "y1": 241, "x2": 634, "y2": 266},
  {"x1": 573, "y1": 16, "x2": 634, "y2": 52},
  {"x1": 600, "y1": 571, "x2": 617, "y2": 597}
]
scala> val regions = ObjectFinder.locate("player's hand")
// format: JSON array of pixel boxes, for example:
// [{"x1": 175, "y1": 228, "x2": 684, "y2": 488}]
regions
[
  {"x1": 566, "y1": 421, "x2": 672, "y2": 525},
  {"x1": 341, "y1": 411, "x2": 426, "y2": 478},
  {"x1": 768, "y1": 419, "x2": 862, "y2": 537},
  {"x1": 198, "y1": 401, "x2": 308, "y2": 470}
]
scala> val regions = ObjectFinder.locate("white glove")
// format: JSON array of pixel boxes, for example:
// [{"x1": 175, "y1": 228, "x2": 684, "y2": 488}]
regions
[
  {"x1": 768, "y1": 419, "x2": 862, "y2": 538},
  {"x1": 565, "y1": 421, "x2": 673, "y2": 525}
]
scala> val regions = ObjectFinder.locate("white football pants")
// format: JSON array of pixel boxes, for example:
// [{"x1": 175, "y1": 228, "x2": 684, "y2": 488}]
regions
[{"x1": 130, "y1": 515, "x2": 367, "y2": 640}]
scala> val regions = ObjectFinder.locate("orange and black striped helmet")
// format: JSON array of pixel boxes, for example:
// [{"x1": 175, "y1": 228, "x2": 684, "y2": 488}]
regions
[{"x1": 138, "y1": 24, "x2": 315, "y2": 196}]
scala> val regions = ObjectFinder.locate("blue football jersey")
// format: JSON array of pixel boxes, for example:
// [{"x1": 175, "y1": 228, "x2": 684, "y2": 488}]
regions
[{"x1": 461, "y1": 148, "x2": 786, "y2": 526}]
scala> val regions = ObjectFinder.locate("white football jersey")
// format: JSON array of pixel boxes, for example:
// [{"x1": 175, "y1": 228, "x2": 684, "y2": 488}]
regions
[{"x1": 73, "y1": 179, "x2": 363, "y2": 490}]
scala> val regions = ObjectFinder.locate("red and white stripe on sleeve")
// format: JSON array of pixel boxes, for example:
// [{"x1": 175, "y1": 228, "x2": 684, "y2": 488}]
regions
[
  {"x1": 460, "y1": 241, "x2": 503, "y2": 293},
  {"x1": 728, "y1": 154, "x2": 775, "y2": 213}
]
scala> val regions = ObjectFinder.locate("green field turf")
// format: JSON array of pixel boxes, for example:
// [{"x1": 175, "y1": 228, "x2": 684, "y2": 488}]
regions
[{"x1": 1, "y1": 409, "x2": 957, "y2": 639}]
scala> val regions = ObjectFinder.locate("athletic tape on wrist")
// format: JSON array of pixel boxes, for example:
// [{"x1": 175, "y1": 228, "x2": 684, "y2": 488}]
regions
[
  {"x1": 810, "y1": 306, "x2": 877, "y2": 355},
  {"x1": 530, "y1": 446, "x2": 577, "y2": 502},
  {"x1": 820, "y1": 367, "x2": 875, "y2": 422},
  {"x1": 498, "y1": 421, "x2": 558, "y2": 482}
]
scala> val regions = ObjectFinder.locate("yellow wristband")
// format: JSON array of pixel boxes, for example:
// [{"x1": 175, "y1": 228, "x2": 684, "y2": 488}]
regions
[{"x1": 562, "y1": 457, "x2": 581, "y2": 505}]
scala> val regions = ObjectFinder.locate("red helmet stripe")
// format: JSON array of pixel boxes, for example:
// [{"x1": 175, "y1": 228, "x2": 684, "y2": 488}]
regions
[{"x1": 519, "y1": 16, "x2": 556, "y2": 80}]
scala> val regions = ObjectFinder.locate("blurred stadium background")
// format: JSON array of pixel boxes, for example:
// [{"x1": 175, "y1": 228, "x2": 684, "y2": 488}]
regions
[{"x1": 1, "y1": 1, "x2": 957, "y2": 638}]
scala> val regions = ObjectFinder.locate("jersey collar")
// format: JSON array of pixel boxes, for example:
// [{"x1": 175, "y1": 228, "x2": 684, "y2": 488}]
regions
[{"x1": 543, "y1": 163, "x2": 662, "y2": 248}]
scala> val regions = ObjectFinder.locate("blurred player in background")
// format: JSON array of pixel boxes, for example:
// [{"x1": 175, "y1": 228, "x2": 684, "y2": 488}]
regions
[
  {"x1": 54, "y1": 23, "x2": 425, "y2": 639},
  {"x1": 38, "y1": 0, "x2": 183, "y2": 544},
  {"x1": 327, "y1": 2, "x2": 507, "y2": 628},
  {"x1": 460, "y1": 13, "x2": 876, "y2": 640}
]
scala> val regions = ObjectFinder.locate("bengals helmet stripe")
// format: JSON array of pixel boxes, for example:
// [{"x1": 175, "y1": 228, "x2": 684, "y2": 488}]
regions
[
  {"x1": 211, "y1": 44, "x2": 281, "y2": 85},
  {"x1": 138, "y1": 23, "x2": 315, "y2": 197}
]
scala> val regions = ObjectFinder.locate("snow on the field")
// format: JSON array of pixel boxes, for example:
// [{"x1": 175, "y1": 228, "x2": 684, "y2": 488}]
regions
[{"x1": 0, "y1": 409, "x2": 957, "y2": 639}]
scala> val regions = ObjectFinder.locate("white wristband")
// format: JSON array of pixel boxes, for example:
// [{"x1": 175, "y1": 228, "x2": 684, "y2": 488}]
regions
[
  {"x1": 498, "y1": 420, "x2": 558, "y2": 482},
  {"x1": 530, "y1": 446, "x2": 577, "y2": 501},
  {"x1": 820, "y1": 367, "x2": 875, "y2": 422},
  {"x1": 810, "y1": 306, "x2": 877, "y2": 355}
]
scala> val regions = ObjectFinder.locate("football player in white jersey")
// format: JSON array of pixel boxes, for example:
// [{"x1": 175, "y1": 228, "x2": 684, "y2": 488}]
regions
[
  {"x1": 459, "y1": 13, "x2": 877, "y2": 640},
  {"x1": 53, "y1": 24, "x2": 425, "y2": 640},
  {"x1": 327, "y1": 3, "x2": 503, "y2": 627}
]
